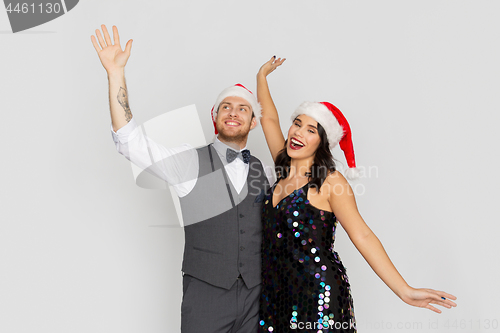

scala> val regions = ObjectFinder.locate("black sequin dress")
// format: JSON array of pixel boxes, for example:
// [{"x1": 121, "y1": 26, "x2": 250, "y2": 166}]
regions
[{"x1": 260, "y1": 182, "x2": 356, "y2": 333}]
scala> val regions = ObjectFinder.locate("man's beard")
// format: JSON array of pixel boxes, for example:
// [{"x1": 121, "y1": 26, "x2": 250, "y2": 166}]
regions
[{"x1": 217, "y1": 124, "x2": 251, "y2": 147}]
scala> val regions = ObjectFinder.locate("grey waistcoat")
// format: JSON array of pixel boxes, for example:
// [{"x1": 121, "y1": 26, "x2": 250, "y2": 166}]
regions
[{"x1": 180, "y1": 144, "x2": 269, "y2": 290}]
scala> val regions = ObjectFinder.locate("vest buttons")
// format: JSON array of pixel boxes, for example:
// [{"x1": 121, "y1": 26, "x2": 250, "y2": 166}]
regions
[
  {"x1": 240, "y1": 230, "x2": 245, "y2": 234},
  {"x1": 240, "y1": 246, "x2": 245, "y2": 251},
  {"x1": 239, "y1": 263, "x2": 244, "y2": 267},
  {"x1": 239, "y1": 214, "x2": 244, "y2": 218}
]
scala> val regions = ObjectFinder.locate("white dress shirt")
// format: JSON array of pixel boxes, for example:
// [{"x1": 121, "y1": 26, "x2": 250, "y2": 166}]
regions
[{"x1": 111, "y1": 116, "x2": 274, "y2": 197}]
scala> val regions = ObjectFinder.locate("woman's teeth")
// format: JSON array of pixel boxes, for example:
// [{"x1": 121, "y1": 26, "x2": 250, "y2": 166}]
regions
[{"x1": 291, "y1": 138, "x2": 304, "y2": 147}]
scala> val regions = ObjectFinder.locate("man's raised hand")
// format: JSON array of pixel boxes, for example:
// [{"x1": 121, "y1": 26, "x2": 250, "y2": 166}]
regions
[{"x1": 91, "y1": 25, "x2": 132, "y2": 75}]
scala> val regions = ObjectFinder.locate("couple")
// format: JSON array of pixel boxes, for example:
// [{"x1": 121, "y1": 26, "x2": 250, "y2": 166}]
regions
[{"x1": 91, "y1": 25, "x2": 456, "y2": 333}]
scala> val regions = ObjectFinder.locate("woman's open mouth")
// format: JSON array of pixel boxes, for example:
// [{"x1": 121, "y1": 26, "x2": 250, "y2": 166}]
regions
[{"x1": 289, "y1": 137, "x2": 305, "y2": 150}]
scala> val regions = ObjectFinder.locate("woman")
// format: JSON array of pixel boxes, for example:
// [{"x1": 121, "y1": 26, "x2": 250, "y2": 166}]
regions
[{"x1": 257, "y1": 57, "x2": 457, "y2": 332}]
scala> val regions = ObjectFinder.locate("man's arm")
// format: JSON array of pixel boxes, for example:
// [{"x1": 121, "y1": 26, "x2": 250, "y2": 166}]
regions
[
  {"x1": 91, "y1": 24, "x2": 133, "y2": 131},
  {"x1": 108, "y1": 70, "x2": 132, "y2": 131},
  {"x1": 92, "y1": 25, "x2": 199, "y2": 196}
]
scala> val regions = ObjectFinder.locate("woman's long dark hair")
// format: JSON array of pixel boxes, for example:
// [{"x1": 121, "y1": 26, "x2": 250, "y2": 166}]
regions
[{"x1": 274, "y1": 120, "x2": 336, "y2": 191}]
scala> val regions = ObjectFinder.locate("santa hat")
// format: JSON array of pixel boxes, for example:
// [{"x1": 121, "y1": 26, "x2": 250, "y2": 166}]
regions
[
  {"x1": 290, "y1": 101, "x2": 361, "y2": 180},
  {"x1": 211, "y1": 84, "x2": 262, "y2": 134}
]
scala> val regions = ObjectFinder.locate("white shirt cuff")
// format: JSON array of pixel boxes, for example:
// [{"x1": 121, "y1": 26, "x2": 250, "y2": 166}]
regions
[{"x1": 111, "y1": 117, "x2": 139, "y2": 144}]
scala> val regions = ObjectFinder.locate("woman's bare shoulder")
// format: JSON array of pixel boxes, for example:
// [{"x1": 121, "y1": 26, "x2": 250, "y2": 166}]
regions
[
  {"x1": 324, "y1": 170, "x2": 349, "y2": 185},
  {"x1": 320, "y1": 170, "x2": 353, "y2": 198}
]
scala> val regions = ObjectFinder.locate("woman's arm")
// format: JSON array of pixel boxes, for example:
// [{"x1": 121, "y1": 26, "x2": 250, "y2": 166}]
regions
[
  {"x1": 257, "y1": 56, "x2": 286, "y2": 162},
  {"x1": 324, "y1": 172, "x2": 457, "y2": 313}
]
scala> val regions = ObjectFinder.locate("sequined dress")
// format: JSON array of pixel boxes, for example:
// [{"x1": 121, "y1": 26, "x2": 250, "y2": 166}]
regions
[{"x1": 260, "y1": 182, "x2": 356, "y2": 333}]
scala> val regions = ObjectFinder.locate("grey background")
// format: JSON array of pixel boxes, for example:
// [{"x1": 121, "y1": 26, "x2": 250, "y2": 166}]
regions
[{"x1": 1, "y1": 0, "x2": 499, "y2": 332}]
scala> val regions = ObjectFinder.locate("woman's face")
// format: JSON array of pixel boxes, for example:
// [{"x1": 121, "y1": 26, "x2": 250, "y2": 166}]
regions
[{"x1": 286, "y1": 114, "x2": 321, "y2": 160}]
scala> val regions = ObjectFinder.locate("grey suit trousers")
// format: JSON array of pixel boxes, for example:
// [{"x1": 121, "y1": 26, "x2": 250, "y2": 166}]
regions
[{"x1": 181, "y1": 274, "x2": 260, "y2": 333}]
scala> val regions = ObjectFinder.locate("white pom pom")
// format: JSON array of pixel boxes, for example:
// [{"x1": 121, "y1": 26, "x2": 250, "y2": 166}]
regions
[{"x1": 344, "y1": 167, "x2": 361, "y2": 180}]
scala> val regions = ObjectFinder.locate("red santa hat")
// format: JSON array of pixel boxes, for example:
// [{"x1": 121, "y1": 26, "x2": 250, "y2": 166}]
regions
[
  {"x1": 290, "y1": 101, "x2": 361, "y2": 180},
  {"x1": 211, "y1": 84, "x2": 262, "y2": 134}
]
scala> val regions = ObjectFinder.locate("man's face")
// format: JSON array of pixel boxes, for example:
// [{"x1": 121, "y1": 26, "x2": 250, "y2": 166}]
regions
[{"x1": 215, "y1": 96, "x2": 257, "y2": 145}]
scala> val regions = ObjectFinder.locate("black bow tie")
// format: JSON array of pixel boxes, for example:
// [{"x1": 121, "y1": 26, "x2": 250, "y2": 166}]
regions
[{"x1": 226, "y1": 148, "x2": 251, "y2": 164}]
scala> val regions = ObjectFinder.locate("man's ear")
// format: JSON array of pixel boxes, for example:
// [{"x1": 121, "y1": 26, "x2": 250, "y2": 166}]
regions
[{"x1": 249, "y1": 116, "x2": 258, "y2": 130}]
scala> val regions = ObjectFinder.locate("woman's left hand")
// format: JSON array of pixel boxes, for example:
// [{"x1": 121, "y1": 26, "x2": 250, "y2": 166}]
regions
[
  {"x1": 401, "y1": 287, "x2": 457, "y2": 313},
  {"x1": 258, "y1": 56, "x2": 286, "y2": 78}
]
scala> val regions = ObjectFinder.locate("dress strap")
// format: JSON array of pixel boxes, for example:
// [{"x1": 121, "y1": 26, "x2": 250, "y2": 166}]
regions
[
  {"x1": 272, "y1": 180, "x2": 312, "y2": 195},
  {"x1": 303, "y1": 182, "x2": 313, "y2": 194}
]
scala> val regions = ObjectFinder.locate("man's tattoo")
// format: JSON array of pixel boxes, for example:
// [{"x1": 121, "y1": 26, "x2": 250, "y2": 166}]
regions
[{"x1": 117, "y1": 87, "x2": 132, "y2": 122}]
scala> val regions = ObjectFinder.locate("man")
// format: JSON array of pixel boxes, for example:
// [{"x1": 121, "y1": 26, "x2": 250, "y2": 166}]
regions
[{"x1": 91, "y1": 25, "x2": 271, "y2": 333}]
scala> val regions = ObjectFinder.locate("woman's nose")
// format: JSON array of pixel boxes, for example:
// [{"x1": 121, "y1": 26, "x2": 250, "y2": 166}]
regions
[{"x1": 294, "y1": 127, "x2": 304, "y2": 137}]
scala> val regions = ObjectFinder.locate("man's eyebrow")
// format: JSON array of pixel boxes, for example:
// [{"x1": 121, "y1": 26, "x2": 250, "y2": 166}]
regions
[{"x1": 221, "y1": 102, "x2": 250, "y2": 108}]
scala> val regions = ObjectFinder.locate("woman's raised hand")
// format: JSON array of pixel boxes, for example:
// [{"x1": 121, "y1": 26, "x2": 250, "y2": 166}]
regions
[
  {"x1": 258, "y1": 56, "x2": 286, "y2": 78},
  {"x1": 91, "y1": 25, "x2": 133, "y2": 75}
]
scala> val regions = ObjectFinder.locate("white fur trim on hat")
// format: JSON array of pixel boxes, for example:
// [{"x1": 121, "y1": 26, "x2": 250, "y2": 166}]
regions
[
  {"x1": 344, "y1": 167, "x2": 361, "y2": 180},
  {"x1": 212, "y1": 85, "x2": 262, "y2": 123},
  {"x1": 290, "y1": 101, "x2": 344, "y2": 148}
]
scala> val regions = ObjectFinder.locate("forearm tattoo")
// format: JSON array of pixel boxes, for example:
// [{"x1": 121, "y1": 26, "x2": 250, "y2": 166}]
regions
[{"x1": 117, "y1": 87, "x2": 132, "y2": 122}]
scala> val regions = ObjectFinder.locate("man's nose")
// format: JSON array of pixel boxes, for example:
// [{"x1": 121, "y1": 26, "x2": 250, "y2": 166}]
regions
[{"x1": 228, "y1": 107, "x2": 238, "y2": 117}]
